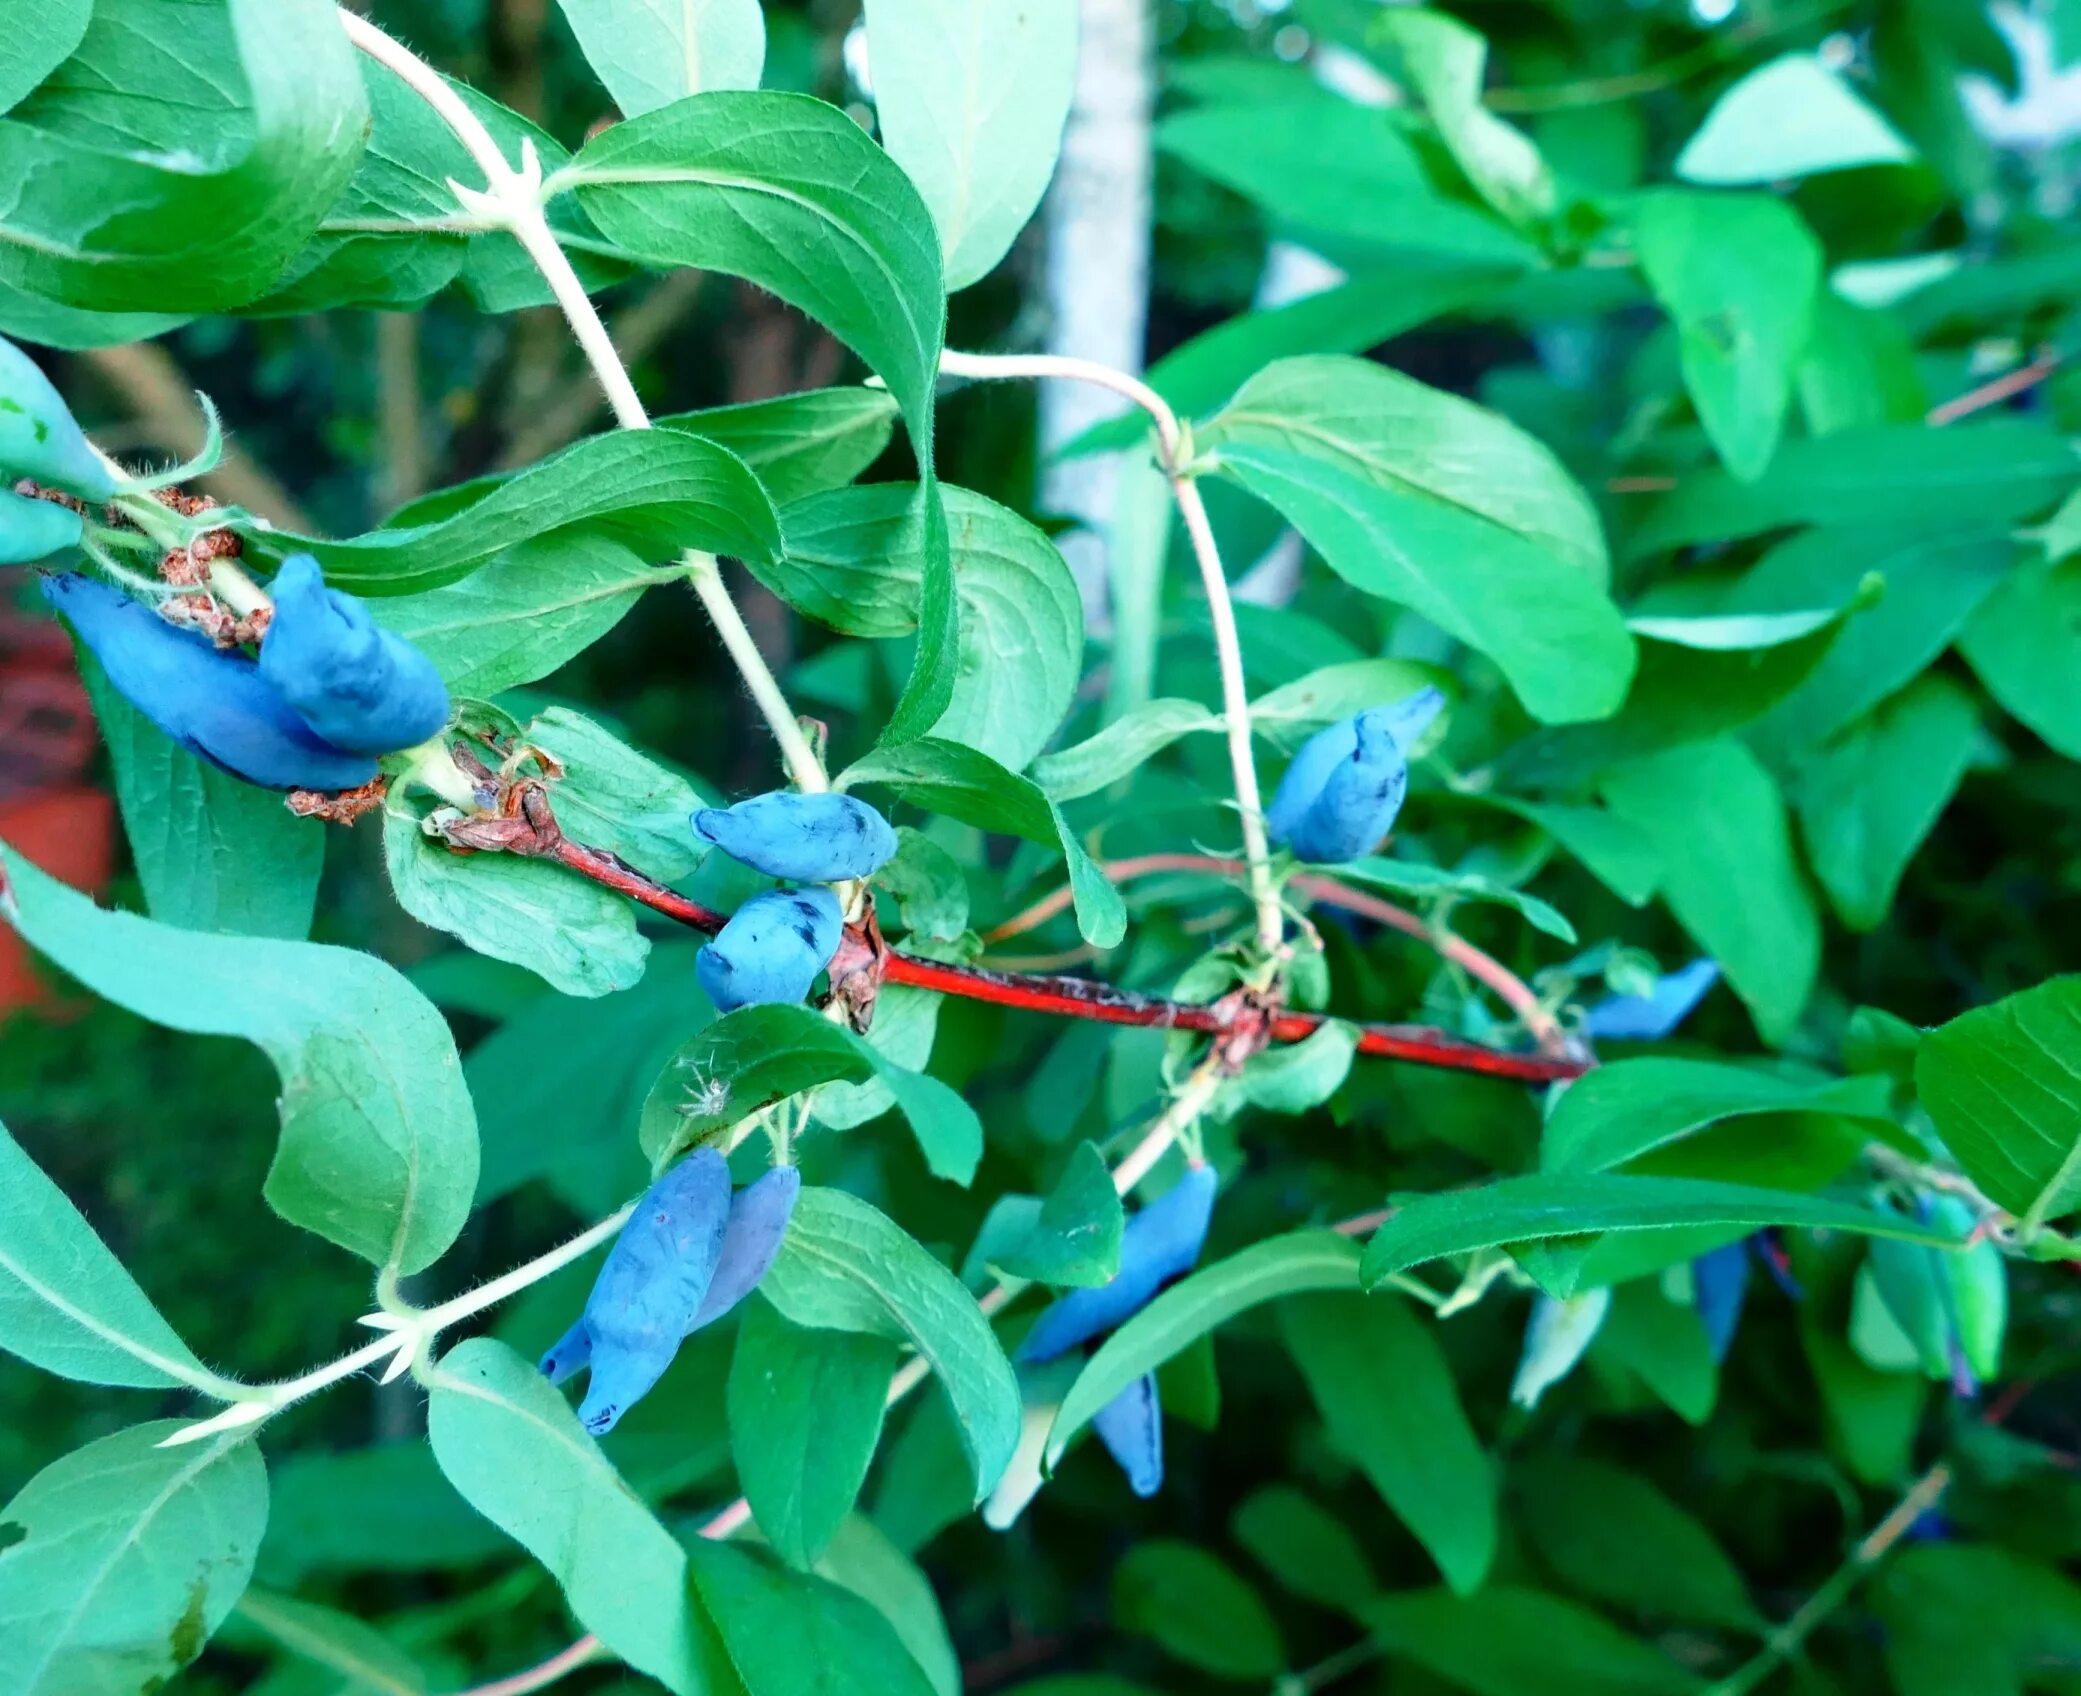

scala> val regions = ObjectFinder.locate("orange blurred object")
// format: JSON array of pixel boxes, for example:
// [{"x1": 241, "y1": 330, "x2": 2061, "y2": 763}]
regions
[{"x1": 2, "y1": 575, "x2": 115, "y2": 1012}]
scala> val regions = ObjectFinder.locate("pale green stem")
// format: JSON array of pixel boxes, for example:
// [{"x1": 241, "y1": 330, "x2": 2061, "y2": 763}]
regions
[
  {"x1": 934, "y1": 349, "x2": 1282, "y2": 956},
  {"x1": 159, "y1": 1203, "x2": 635, "y2": 1447},
  {"x1": 336, "y1": 9, "x2": 826, "y2": 794}
]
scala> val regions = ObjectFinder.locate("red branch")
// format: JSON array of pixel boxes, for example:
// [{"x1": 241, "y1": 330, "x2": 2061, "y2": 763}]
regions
[{"x1": 544, "y1": 834, "x2": 1588, "y2": 1085}]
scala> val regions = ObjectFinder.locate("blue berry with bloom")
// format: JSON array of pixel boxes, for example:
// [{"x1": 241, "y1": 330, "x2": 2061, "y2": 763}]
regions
[{"x1": 1267, "y1": 689, "x2": 1444, "y2": 865}]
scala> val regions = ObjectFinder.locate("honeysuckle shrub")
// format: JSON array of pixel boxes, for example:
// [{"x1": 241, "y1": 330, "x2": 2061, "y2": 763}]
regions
[{"x1": 1, "y1": 1, "x2": 2079, "y2": 1693}]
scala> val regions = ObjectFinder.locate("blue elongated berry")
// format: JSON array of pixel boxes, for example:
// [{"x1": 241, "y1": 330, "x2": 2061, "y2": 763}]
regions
[
  {"x1": 258, "y1": 554, "x2": 451, "y2": 755},
  {"x1": 693, "y1": 791, "x2": 898, "y2": 882},
  {"x1": 1266, "y1": 689, "x2": 1444, "y2": 864},
  {"x1": 0, "y1": 335, "x2": 114, "y2": 500},
  {"x1": 1584, "y1": 959, "x2": 1721, "y2": 1042},
  {"x1": 0, "y1": 490, "x2": 82, "y2": 564},
  {"x1": 42, "y1": 573, "x2": 377, "y2": 792},
  {"x1": 1692, "y1": 1240, "x2": 1751, "y2": 1363},
  {"x1": 1092, "y1": 1372, "x2": 1163, "y2": 1498},
  {"x1": 1018, "y1": 1163, "x2": 1219, "y2": 1363},
  {"x1": 560, "y1": 1149, "x2": 733, "y2": 1436},
  {"x1": 696, "y1": 886, "x2": 844, "y2": 1013},
  {"x1": 539, "y1": 1318, "x2": 591, "y2": 1386},
  {"x1": 685, "y1": 1166, "x2": 802, "y2": 1336}
]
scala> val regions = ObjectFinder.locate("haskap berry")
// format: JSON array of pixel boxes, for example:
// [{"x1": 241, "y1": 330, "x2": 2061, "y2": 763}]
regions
[
  {"x1": 1266, "y1": 688, "x2": 1444, "y2": 864},
  {"x1": 1018, "y1": 1162, "x2": 1219, "y2": 1364},
  {"x1": 1091, "y1": 1371, "x2": 1164, "y2": 1497},
  {"x1": 42, "y1": 573, "x2": 377, "y2": 793},
  {"x1": 1018, "y1": 1162, "x2": 1218, "y2": 1497},
  {"x1": 684, "y1": 1165, "x2": 802, "y2": 1336},
  {"x1": 258, "y1": 553, "x2": 451, "y2": 755},
  {"x1": 696, "y1": 886, "x2": 844, "y2": 1013},
  {"x1": 693, "y1": 791, "x2": 898, "y2": 882},
  {"x1": 0, "y1": 490, "x2": 83, "y2": 565},
  {"x1": 1583, "y1": 958, "x2": 1721, "y2": 1042},
  {"x1": 1692, "y1": 1239, "x2": 1751, "y2": 1363},
  {"x1": 538, "y1": 1150, "x2": 732, "y2": 1437},
  {"x1": 0, "y1": 335, "x2": 116, "y2": 501}
]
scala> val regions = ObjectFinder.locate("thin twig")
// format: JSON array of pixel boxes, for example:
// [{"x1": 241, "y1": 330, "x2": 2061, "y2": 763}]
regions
[
  {"x1": 1924, "y1": 350, "x2": 2063, "y2": 426},
  {"x1": 337, "y1": 8, "x2": 827, "y2": 795},
  {"x1": 1701, "y1": 1464, "x2": 1952, "y2": 1696},
  {"x1": 982, "y1": 852, "x2": 1571, "y2": 1058},
  {"x1": 546, "y1": 833, "x2": 1585, "y2": 1082}
]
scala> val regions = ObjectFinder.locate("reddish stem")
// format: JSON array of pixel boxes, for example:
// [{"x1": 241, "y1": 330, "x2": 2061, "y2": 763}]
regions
[{"x1": 545, "y1": 837, "x2": 1587, "y2": 1084}]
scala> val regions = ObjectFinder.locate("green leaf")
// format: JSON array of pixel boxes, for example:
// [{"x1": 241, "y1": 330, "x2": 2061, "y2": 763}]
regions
[
  {"x1": 688, "y1": 1537, "x2": 940, "y2": 1696},
  {"x1": 1917, "y1": 975, "x2": 2081, "y2": 1227},
  {"x1": 371, "y1": 536, "x2": 679, "y2": 700},
  {"x1": 1337, "y1": 857, "x2": 1577, "y2": 943},
  {"x1": 1592, "y1": 1280, "x2": 1718, "y2": 1423},
  {"x1": 1542, "y1": 1058, "x2": 1896, "y2": 1174},
  {"x1": 815, "y1": 1518, "x2": 961, "y2": 1696},
  {"x1": 1359, "y1": 1586, "x2": 1703, "y2": 1696},
  {"x1": 1504, "y1": 599, "x2": 1852, "y2": 790},
  {"x1": 864, "y1": 0, "x2": 1076, "y2": 290},
  {"x1": 1677, "y1": 53, "x2": 1916, "y2": 184},
  {"x1": 257, "y1": 1442, "x2": 507, "y2": 1585},
  {"x1": 0, "y1": 1116, "x2": 221, "y2": 1392},
  {"x1": 522, "y1": 707, "x2": 711, "y2": 879},
  {"x1": 1794, "y1": 674, "x2": 1979, "y2": 930},
  {"x1": 1960, "y1": 553, "x2": 2081, "y2": 760},
  {"x1": 1231, "y1": 1486, "x2": 1377, "y2": 1617},
  {"x1": 729, "y1": 1300, "x2": 898, "y2": 1569},
  {"x1": 1223, "y1": 1022, "x2": 1359, "y2": 1117},
  {"x1": 813, "y1": 984, "x2": 942, "y2": 1134},
  {"x1": 1046, "y1": 1231, "x2": 1363, "y2": 1468},
  {"x1": 1156, "y1": 96, "x2": 1535, "y2": 267},
  {"x1": 757, "y1": 1187, "x2": 1021, "y2": 1502},
  {"x1": 554, "y1": 0, "x2": 764, "y2": 114},
  {"x1": 638, "y1": 1005, "x2": 983, "y2": 1186},
  {"x1": 659, "y1": 388, "x2": 899, "y2": 504},
  {"x1": 768, "y1": 484, "x2": 1084, "y2": 770},
  {"x1": 424, "y1": 1338, "x2": 721, "y2": 1696},
  {"x1": 382, "y1": 788, "x2": 649, "y2": 999},
  {"x1": 470, "y1": 944, "x2": 706, "y2": 1213},
  {"x1": 1516, "y1": 1455, "x2": 1757, "y2": 1629},
  {"x1": 1874, "y1": 1544, "x2": 2081, "y2": 1696},
  {"x1": 1728, "y1": 525, "x2": 2016, "y2": 751},
  {"x1": 1359, "y1": 1173, "x2": 1964, "y2": 1287},
  {"x1": 1281, "y1": 1291, "x2": 1495, "y2": 1595},
  {"x1": 1600, "y1": 740, "x2": 1818, "y2": 1046},
  {"x1": 0, "y1": 0, "x2": 89, "y2": 118},
  {"x1": 1477, "y1": 796, "x2": 1659, "y2": 907},
  {"x1": 0, "y1": 1422, "x2": 268, "y2": 1696},
  {"x1": 1635, "y1": 190, "x2": 1821, "y2": 481},
  {"x1": 0, "y1": 844, "x2": 478, "y2": 1275},
  {"x1": 230, "y1": 1588, "x2": 427, "y2": 1696},
  {"x1": 248, "y1": 63, "x2": 468, "y2": 313},
  {"x1": 1060, "y1": 270, "x2": 1512, "y2": 459},
  {"x1": 0, "y1": 0, "x2": 367, "y2": 312},
  {"x1": 1625, "y1": 420, "x2": 2076, "y2": 554},
  {"x1": 1250, "y1": 657, "x2": 1445, "y2": 745},
  {"x1": 1202, "y1": 355, "x2": 1633, "y2": 724},
  {"x1": 1111, "y1": 1540, "x2": 1284, "y2": 1680},
  {"x1": 841, "y1": 739, "x2": 1125, "y2": 948},
  {"x1": 256, "y1": 429, "x2": 780, "y2": 596},
  {"x1": 984, "y1": 1142, "x2": 1125, "y2": 1287},
  {"x1": 77, "y1": 653, "x2": 322, "y2": 941},
  {"x1": 875, "y1": 828, "x2": 971, "y2": 943},
  {"x1": 1376, "y1": 10, "x2": 1554, "y2": 226},
  {"x1": 1031, "y1": 699, "x2": 1221, "y2": 801},
  {"x1": 566, "y1": 97, "x2": 949, "y2": 654}
]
